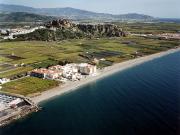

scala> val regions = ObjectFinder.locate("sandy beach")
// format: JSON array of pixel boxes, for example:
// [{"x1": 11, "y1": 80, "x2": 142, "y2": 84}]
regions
[{"x1": 31, "y1": 47, "x2": 180, "y2": 104}]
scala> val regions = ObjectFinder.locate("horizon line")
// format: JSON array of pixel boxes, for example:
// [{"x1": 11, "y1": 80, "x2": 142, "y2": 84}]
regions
[{"x1": 1, "y1": 3, "x2": 180, "y2": 19}]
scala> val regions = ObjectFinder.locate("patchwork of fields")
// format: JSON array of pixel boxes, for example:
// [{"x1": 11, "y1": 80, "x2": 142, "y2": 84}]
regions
[
  {"x1": 0, "y1": 36, "x2": 179, "y2": 78},
  {"x1": 0, "y1": 22, "x2": 180, "y2": 96}
]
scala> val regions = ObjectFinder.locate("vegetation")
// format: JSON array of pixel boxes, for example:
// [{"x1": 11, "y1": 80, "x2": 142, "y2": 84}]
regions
[
  {"x1": 0, "y1": 35, "x2": 179, "y2": 71},
  {"x1": 0, "y1": 22, "x2": 179, "y2": 96},
  {"x1": 0, "y1": 67, "x2": 33, "y2": 78},
  {"x1": 32, "y1": 58, "x2": 60, "y2": 68},
  {"x1": 117, "y1": 22, "x2": 180, "y2": 34},
  {"x1": 0, "y1": 4, "x2": 154, "y2": 21},
  {"x1": 16, "y1": 28, "x2": 86, "y2": 41},
  {"x1": 1, "y1": 77, "x2": 60, "y2": 96},
  {"x1": 0, "y1": 12, "x2": 56, "y2": 22}
]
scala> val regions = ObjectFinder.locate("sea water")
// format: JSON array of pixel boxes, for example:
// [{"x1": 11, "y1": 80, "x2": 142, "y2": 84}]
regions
[{"x1": 0, "y1": 51, "x2": 179, "y2": 135}]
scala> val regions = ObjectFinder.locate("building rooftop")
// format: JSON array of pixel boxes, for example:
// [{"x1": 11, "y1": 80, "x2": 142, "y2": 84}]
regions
[
  {"x1": 0, "y1": 94, "x2": 18, "y2": 104},
  {"x1": 32, "y1": 68, "x2": 61, "y2": 74}
]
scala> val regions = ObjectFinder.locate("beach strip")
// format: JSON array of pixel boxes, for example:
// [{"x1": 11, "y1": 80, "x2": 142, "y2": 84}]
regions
[{"x1": 31, "y1": 47, "x2": 180, "y2": 104}]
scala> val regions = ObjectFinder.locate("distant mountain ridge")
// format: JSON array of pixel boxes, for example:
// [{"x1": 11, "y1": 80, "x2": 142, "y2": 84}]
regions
[
  {"x1": 0, "y1": 4, "x2": 154, "y2": 21},
  {"x1": 0, "y1": 12, "x2": 56, "y2": 22}
]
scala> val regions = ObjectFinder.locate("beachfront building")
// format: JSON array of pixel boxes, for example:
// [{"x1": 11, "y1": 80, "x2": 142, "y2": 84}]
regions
[
  {"x1": 49, "y1": 65, "x2": 63, "y2": 71},
  {"x1": 61, "y1": 64, "x2": 81, "y2": 81},
  {"x1": 30, "y1": 68, "x2": 62, "y2": 80},
  {"x1": 78, "y1": 63, "x2": 97, "y2": 75},
  {"x1": 30, "y1": 68, "x2": 47, "y2": 78},
  {"x1": 31, "y1": 63, "x2": 96, "y2": 81},
  {"x1": 45, "y1": 70, "x2": 62, "y2": 80}
]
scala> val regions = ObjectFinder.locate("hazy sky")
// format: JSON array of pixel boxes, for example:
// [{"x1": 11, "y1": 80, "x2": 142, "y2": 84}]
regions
[{"x1": 0, "y1": 0, "x2": 180, "y2": 18}]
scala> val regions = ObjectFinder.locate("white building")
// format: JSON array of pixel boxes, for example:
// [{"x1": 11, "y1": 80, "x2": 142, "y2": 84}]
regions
[
  {"x1": 0, "y1": 78, "x2": 10, "y2": 84},
  {"x1": 0, "y1": 102, "x2": 8, "y2": 112},
  {"x1": 78, "y1": 63, "x2": 97, "y2": 75},
  {"x1": 31, "y1": 68, "x2": 62, "y2": 80},
  {"x1": 3, "y1": 26, "x2": 46, "y2": 40},
  {"x1": 8, "y1": 98, "x2": 23, "y2": 106},
  {"x1": 31, "y1": 63, "x2": 96, "y2": 81}
]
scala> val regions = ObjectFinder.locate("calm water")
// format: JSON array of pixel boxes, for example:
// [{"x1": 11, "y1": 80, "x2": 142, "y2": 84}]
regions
[{"x1": 0, "y1": 52, "x2": 180, "y2": 135}]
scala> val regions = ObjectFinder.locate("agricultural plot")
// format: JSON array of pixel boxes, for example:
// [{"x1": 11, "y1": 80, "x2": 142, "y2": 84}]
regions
[
  {"x1": 0, "y1": 36, "x2": 179, "y2": 78},
  {"x1": 0, "y1": 22, "x2": 179, "y2": 96},
  {"x1": 1, "y1": 77, "x2": 60, "y2": 96},
  {"x1": 0, "y1": 67, "x2": 33, "y2": 78},
  {"x1": 0, "y1": 63, "x2": 16, "y2": 72},
  {"x1": 116, "y1": 22, "x2": 180, "y2": 34}
]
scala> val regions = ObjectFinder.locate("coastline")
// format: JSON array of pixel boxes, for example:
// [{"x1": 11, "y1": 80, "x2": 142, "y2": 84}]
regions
[{"x1": 31, "y1": 47, "x2": 180, "y2": 104}]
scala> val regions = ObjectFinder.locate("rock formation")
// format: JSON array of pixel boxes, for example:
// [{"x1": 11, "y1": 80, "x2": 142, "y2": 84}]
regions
[
  {"x1": 16, "y1": 19, "x2": 127, "y2": 41},
  {"x1": 45, "y1": 19, "x2": 126, "y2": 37}
]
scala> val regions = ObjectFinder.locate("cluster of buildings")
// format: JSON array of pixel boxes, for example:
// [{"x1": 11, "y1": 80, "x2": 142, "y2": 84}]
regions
[
  {"x1": 131, "y1": 33, "x2": 180, "y2": 40},
  {"x1": 30, "y1": 63, "x2": 97, "y2": 82},
  {"x1": 0, "y1": 78, "x2": 10, "y2": 85},
  {"x1": 0, "y1": 94, "x2": 24, "y2": 112},
  {"x1": 1, "y1": 26, "x2": 45, "y2": 40},
  {"x1": 0, "y1": 93, "x2": 38, "y2": 127},
  {"x1": 157, "y1": 33, "x2": 180, "y2": 40}
]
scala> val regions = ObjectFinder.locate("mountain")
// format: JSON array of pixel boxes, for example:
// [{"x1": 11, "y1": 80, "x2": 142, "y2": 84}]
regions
[
  {"x1": 157, "y1": 18, "x2": 180, "y2": 23},
  {"x1": 0, "y1": 4, "x2": 154, "y2": 21},
  {"x1": 0, "y1": 12, "x2": 56, "y2": 22}
]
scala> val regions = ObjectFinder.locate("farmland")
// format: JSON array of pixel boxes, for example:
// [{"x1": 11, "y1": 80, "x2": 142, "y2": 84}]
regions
[
  {"x1": 0, "y1": 22, "x2": 180, "y2": 96},
  {"x1": 0, "y1": 36, "x2": 179, "y2": 77},
  {"x1": 1, "y1": 77, "x2": 59, "y2": 96},
  {"x1": 116, "y1": 22, "x2": 180, "y2": 34}
]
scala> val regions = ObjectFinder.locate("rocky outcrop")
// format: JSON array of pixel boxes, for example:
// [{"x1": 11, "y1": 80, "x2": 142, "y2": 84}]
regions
[
  {"x1": 45, "y1": 19, "x2": 127, "y2": 37},
  {"x1": 16, "y1": 19, "x2": 127, "y2": 41},
  {"x1": 77, "y1": 24, "x2": 125, "y2": 37},
  {"x1": 45, "y1": 19, "x2": 74, "y2": 28}
]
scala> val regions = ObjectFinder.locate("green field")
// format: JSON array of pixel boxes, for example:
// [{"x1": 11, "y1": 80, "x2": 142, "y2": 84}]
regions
[
  {"x1": 0, "y1": 22, "x2": 180, "y2": 96},
  {"x1": 116, "y1": 22, "x2": 180, "y2": 34},
  {"x1": 1, "y1": 77, "x2": 59, "y2": 96},
  {"x1": 1, "y1": 37, "x2": 179, "y2": 63},
  {"x1": 0, "y1": 67, "x2": 33, "y2": 78},
  {"x1": 0, "y1": 36, "x2": 179, "y2": 77}
]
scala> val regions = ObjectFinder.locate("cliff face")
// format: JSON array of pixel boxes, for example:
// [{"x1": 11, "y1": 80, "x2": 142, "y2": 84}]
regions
[
  {"x1": 45, "y1": 19, "x2": 74, "y2": 28},
  {"x1": 77, "y1": 24, "x2": 125, "y2": 37},
  {"x1": 45, "y1": 19, "x2": 126, "y2": 37},
  {"x1": 16, "y1": 19, "x2": 126, "y2": 41}
]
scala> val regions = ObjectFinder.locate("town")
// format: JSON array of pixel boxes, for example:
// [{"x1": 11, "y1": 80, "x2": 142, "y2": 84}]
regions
[
  {"x1": 131, "y1": 33, "x2": 180, "y2": 40},
  {"x1": 0, "y1": 26, "x2": 45, "y2": 40},
  {"x1": 0, "y1": 93, "x2": 38, "y2": 127},
  {"x1": 0, "y1": 1, "x2": 179, "y2": 134},
  {"x1": 0, "y1": 8, "x2": 180, "y2": 129},
  {"x1": 0, "y1": 62, "x2": 97, "y2": 127},
  {"x1": 30, "y1": 63, "x2": 97, "y2": 82}
]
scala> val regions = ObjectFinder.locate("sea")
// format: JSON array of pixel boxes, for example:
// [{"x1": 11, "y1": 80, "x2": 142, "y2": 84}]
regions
[{"x1": 0, "y1": 51, "x2": 179, "y2": 135}]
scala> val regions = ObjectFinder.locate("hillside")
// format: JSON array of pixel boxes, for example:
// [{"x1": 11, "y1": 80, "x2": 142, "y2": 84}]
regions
[
  {"x1": 0, "y1": 4, "x2": 154, "y2": 21},
  {"x1": 15, "y1": 19, "x2": 126, "y2": 41},
  {"x1": 0, "y1": 12, "x2": 56, "y2": 22}
]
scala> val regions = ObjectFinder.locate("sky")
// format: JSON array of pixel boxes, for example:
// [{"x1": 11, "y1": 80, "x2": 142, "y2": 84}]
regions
[{"x1": 0, "y1": 0, "x2": 180, "y2": 18}]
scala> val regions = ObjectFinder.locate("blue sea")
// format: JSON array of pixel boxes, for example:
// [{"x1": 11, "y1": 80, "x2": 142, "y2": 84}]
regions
[{"x1": 0, "y1": 51, "x2": 179, "y2": 135}]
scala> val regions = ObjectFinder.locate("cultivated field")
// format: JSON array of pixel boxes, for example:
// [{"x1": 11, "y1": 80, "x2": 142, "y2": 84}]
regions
[
  {"x1": 1, "y1": 77, "x2": 59, "y2": 96},
  {"x1": 0, "y1": 22, "x2": 179, "y2": 96},
  {"x1": 0, "y1": 36, "x2": 179, "y2": 78}
]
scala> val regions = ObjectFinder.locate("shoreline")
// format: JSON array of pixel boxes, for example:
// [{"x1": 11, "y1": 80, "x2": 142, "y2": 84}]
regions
[{"x1": 31, "y1": 47, "x2": 180, "y2": 104}]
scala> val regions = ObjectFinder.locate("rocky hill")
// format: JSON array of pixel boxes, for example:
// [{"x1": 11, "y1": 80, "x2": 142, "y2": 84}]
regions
[{"x1": 15, "y1": 19, "x2": 127, "y2": 41}]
